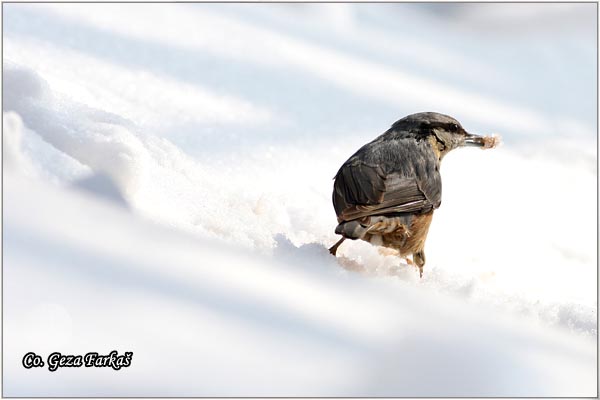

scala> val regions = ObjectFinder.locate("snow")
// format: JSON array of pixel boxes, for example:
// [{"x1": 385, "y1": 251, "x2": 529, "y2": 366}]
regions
[{"x1": 3, "y1": 3, "x2": 597, "y2": 396}]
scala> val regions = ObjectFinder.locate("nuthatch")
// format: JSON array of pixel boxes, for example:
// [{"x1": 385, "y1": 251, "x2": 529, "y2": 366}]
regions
[{"x1": 329, "y1": 112, "x2": 499, "y2": 277}]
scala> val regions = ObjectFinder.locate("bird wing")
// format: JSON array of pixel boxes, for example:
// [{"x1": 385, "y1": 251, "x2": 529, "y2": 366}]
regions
[{"x1": 332, "y1": 139, "x2": 441, "y2": 223}]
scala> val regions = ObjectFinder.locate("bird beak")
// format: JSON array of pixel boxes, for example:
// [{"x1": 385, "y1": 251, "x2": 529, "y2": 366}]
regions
[{"x1": 463, "y1": 132, "x2": 487, "y2": 147}]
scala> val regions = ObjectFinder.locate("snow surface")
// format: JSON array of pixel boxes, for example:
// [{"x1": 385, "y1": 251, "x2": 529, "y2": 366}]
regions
[{"x1": 3, "y1": 3, "x2": 597, "y2": 396}]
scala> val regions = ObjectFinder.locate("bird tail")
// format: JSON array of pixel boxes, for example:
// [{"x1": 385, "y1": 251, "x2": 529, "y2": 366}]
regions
[{"x1": 335, "y1": 220, "x2": 369, "y2": 240}]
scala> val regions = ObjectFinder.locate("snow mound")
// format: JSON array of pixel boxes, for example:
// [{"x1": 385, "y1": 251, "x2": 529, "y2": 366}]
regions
[
  {"x1": 4, "y1": 62, "x2": 149, "y2": 196},
  {"x1": 4, "y1": 172, "x2": 597, "y2": 396}
]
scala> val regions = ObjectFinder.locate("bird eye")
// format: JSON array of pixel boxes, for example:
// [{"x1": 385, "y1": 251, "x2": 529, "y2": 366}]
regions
[{"x1": 451, "y1": 123, "x2": 459, "y2": 131}]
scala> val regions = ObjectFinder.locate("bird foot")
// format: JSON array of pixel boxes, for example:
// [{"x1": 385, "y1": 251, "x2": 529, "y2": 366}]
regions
[{"x1": 404, "y1": 258, "x2": 423, "y2": 278}]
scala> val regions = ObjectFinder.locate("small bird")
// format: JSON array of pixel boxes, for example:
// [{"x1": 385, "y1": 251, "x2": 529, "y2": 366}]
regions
[{"x1": 329, "y1": 112, "x2": 498, "y2": 277}]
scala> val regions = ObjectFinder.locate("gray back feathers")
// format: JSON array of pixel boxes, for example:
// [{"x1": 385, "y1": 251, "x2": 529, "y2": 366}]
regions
[{"x1": 333, "y1": 122, "x2": 442, "y2": 223}]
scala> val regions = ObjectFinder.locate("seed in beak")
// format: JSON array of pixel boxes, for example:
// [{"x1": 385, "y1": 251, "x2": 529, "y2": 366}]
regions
[
  {"x1": 464, "y1": 133, "x2": 501, "y2": 149},
  {"x1": 482, "y1": 134, "x2": 501, "y2": 149}
]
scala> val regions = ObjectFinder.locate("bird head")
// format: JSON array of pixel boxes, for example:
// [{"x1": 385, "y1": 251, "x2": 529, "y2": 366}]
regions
[{"x1": 391, "y1": 112, "x2": 497, "y2": 159}]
